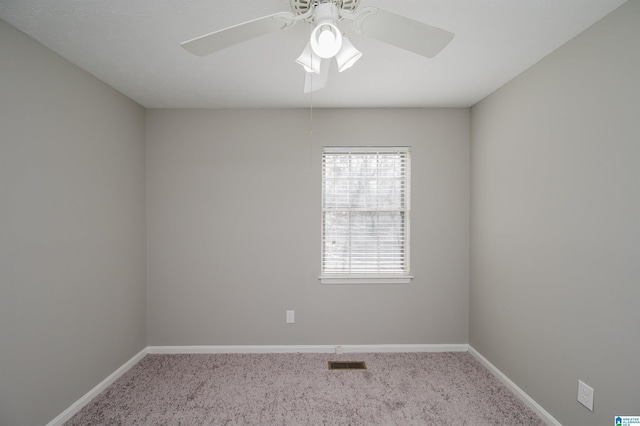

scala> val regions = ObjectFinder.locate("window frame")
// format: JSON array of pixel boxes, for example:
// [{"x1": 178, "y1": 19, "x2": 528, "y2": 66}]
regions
[{"x1": 320, "y1": 146, "x2": 412, "y2": 285}]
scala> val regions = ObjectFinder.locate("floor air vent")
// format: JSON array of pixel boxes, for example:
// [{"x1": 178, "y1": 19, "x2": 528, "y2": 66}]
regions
[{"x1": 328, "y1": 361, "x2": 367, "y2": 370}]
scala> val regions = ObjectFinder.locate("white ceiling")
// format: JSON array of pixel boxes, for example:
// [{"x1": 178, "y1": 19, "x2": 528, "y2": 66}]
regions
[{"x1": 0, "y1": 0, "x2": 626, "y2": 109}]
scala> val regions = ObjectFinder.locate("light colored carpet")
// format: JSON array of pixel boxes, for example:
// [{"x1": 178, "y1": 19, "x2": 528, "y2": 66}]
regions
[{"x1": 67, "y1": 352, "x2": 545, "y2": 425}]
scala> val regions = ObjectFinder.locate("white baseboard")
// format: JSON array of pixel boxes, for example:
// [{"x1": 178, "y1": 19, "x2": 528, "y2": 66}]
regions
[
  {"x1": 341, "y1": 344, "x2": 469, "y2": 353},
  {"x1": 45, "y1": 347, "x2": 148, "y2": 426},
  {"x1": 147, "y1": 345, "x2": 337, "y2": 354},
  {"x1": 147, "y1": 343, "x2": 469, "y2": 354},
  {"x1": 468, "y1": 346, "x2": 561, "y2": 426}
]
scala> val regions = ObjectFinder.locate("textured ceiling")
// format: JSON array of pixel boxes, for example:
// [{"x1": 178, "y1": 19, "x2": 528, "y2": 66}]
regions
[{"x1": 0, "y1": 0, "x2": 627, "y2": 108}]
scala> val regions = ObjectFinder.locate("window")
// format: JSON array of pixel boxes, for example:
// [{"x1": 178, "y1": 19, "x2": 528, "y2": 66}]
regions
[{"x1": 321, "y1": 147, "x2": 411, "y2": 284}]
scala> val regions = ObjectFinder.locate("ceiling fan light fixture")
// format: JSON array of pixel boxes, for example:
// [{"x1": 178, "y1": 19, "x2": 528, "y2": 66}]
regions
[
  {"x1": 181, "y1": 0, "x2": 456, "y2": 94},
  {"x1": 296, "y1": 41, "x2": 321, "y2": 74},
  {"x1": 310, "y1": 20, "x2": 343, "y2": 59},
  {"x1": 335, "y1": 36, "x2": 362, "y2": 72}
]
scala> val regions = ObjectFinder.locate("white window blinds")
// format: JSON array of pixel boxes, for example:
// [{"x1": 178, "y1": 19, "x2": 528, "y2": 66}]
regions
[{"x1": 321, "y1": 147, "x2": 411, "y2": 283}]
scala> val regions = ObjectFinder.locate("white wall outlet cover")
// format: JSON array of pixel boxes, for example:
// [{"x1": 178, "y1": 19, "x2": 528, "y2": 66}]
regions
[
  {"x1": 286, "y1": 310, "x2": 295, "y2": 324},
  {"x1": 577, "y1": 380, "x2": 594, "y2": 411}
]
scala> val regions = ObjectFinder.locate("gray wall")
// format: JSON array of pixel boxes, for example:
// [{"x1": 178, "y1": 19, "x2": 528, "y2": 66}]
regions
[
  {"x1": 470, "y1": 2, "x2": 640, "y2": 425},
  {"x1": 0, "y1": 20, "x2": 147, "y2": 426},
  {"x1": 147, "y1": 108, "x2": 470, "y2": 346}
]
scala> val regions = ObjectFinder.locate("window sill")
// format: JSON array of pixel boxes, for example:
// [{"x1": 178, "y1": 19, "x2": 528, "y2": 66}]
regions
[{"x1": 319, "y1": 275, "x2": 413, "y2": 285}]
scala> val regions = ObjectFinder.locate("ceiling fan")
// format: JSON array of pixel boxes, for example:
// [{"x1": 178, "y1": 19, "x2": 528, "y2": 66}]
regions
[{"x1": 181, "y1": 0, "x2": 454, "y2": 92}]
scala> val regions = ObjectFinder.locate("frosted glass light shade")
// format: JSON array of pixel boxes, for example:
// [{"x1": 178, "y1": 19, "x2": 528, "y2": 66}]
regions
[
  {"x1": 295, "y1": 41, "x2": 321, "y2": 74},
  {"x1": 335, "y1": 36, "x2": 362, "y2": 72},
  {"x1": 310, "y1": 21, "x2": 343, "y2": 59}
]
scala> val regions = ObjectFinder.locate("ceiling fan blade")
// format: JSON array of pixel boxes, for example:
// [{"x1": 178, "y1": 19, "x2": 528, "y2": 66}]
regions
[
  {"x1": 181, "y1": 12, "x2": 295, "y2": 57},
  {"x1": 359, "y1": 9, "x2": 454, "y2": 58},
  {"x1": 304, "y1": 59, "x2": 330, "y2": 93}
]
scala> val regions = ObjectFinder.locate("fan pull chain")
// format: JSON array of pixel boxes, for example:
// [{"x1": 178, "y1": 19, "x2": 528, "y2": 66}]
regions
[{"x1": 309, "y1": 56, "x2": 314, "y2": 170}]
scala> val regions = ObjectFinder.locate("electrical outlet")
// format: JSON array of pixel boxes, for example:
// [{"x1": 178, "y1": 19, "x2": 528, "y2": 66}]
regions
[
  {"x1": 286, "y1": 310, "x2": 295, "y2": 324},
  {"x1": 577, "y1": 380, "x2": 594, "y2": 411},
  {"x1": 335, "y1": 345, "x2": 343, "y2": 355}
]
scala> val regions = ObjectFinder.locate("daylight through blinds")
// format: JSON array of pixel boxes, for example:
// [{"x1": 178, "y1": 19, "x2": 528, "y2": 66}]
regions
[{"x1": 322, "y1": 147, "x2": 410, "y2": 276}]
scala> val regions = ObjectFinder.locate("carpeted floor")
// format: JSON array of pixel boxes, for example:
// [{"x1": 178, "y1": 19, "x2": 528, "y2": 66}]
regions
[{"x1": 67, "y1": 352, "x2": 545, "y2": 425}]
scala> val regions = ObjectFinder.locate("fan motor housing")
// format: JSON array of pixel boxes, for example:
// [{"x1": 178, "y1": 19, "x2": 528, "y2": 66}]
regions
[{"x1": 290, "y1": 0, "x2": 361, "y2": 16}]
